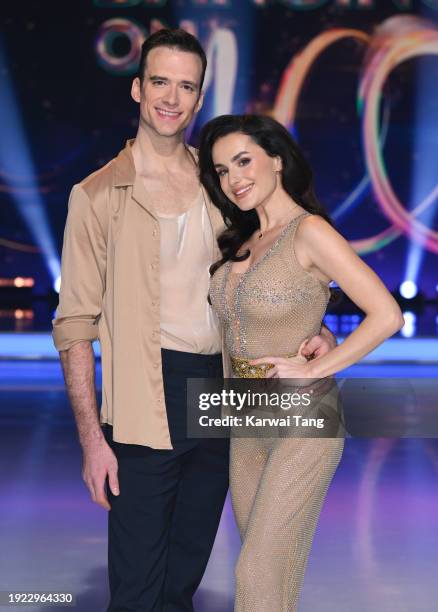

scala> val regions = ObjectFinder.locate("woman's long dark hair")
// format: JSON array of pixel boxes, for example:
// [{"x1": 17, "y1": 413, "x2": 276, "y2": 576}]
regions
[{"x1": 198, "y1": 114, "x2": 332, "y2": 276}]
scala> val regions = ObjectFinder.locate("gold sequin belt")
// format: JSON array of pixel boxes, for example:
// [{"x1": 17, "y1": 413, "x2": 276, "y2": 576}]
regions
[
  {"x1": 230, "y1": 356, "x2": 275, "y2": 378},
  {"x1": 231, "y1": 353, "x2": 298, "y2": 378}
]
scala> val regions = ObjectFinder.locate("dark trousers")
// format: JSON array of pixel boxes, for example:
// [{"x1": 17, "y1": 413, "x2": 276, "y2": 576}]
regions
[{"x1": 105, "y1": 349, "x2": 229, "y2": 612}]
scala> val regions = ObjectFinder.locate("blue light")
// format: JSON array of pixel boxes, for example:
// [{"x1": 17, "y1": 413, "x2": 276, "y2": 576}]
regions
[
  {"x1": 323, "y1": 314, "x2": 339, "y2": 334},
  {"x1": 401, "y1": 327, "x2": 415, "y2": 339},
  {"x1": 400, "y1": 280, "x2": 418, "y2": 299},
  {"x1": 0, "y1": 39, "x2": 60, "y2": 290},
  {"x1": 403, "y1": 311, "x2": 416, "y2": 325},
  {"x1": 1, "y1": 333, "x2": 437, "y2": 363},
  {"x1": 53, "y1": 276, "x2": 62, "y2": 294},
  {"x1": 404, "y1": 50, "x2": 438, "y2": 296},
  {"x1": 401, "y1": 311, "x2": 416, "y2": 339}
]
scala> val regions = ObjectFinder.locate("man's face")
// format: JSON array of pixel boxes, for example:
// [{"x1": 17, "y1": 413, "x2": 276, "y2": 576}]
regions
[{"x1": 131, "y1": 46, "x2": 204, "y2": 138}]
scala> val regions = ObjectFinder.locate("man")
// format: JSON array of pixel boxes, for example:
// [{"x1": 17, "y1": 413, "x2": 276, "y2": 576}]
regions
[{"x1": 53, "y1": 29, "x2": 335, "y2": 612}]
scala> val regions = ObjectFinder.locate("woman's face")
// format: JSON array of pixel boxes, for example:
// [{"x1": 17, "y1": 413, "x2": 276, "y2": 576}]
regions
[{"x1": 212, "y1": 132, "x2": 281, "y2": 211}]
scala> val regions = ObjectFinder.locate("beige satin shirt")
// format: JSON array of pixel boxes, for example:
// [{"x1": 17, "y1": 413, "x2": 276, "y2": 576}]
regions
[
  {"x1": 52, "y1": 140, "x2": 226, "y2": 449},
  {"x1": 158, "y1": 191, "x2": 222, "y2": 355}
]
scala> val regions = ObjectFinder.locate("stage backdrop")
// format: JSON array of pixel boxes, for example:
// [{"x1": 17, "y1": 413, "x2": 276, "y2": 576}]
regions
[{"x1": 0, "y1": 0, "x2": 437, "y2": 301}]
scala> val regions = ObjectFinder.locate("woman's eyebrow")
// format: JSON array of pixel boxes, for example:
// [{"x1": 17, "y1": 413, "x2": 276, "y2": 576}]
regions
[{"x1": 214, "y1": 151, "x2": 250, "y2": 168}]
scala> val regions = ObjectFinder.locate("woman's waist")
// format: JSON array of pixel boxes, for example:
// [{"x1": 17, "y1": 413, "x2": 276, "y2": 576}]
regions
[{"x1": 230, "y1": 352, "x2": 297, "y2": 379}]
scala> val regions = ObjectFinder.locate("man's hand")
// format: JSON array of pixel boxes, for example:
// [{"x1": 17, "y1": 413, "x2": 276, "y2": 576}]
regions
[
  {"x1": 82, "y1": 437, "x2": 119, "y2": 511},
  {"x1": 59, "y1": 342, "x2": 119, "y2": 511},
  {"x1": 301, "y1": 326, "x2": 337, "y2": 360}
]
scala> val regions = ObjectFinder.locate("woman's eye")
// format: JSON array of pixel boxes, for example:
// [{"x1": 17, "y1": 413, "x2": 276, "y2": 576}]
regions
[
  {"x1": 217, "y1": 169, "x2": 227, "y2": 178},
  {"x1": 239, "y1": 158, "x2": 251, "y2": 167}
]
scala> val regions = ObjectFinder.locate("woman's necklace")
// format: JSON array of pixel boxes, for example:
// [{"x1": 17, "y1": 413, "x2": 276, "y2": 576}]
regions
[{"x1": 258, "y1": 203, "x2": 300, "y2": 239}]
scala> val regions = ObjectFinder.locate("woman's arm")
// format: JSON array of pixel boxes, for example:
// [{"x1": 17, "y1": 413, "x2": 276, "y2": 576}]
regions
[
  {"x1": 297, "y1": 215, "x2": 404, "y2": 377},
  {"x1": 251, "y1": 215, "x2": 404, "y2": 378}
]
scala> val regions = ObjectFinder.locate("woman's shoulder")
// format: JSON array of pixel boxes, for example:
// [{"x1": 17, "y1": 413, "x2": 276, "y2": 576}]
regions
[{"x1": 294, "y1": 213, "x2": 333, "y2": 243}]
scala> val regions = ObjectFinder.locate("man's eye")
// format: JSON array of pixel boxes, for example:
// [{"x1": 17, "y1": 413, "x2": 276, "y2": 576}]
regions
[
  {"x1": 153, "y1": 80, "x2": 166, "y2": 86},
  {"x1": 182, "y1": 84, "x2": 195, "y2": 92}
]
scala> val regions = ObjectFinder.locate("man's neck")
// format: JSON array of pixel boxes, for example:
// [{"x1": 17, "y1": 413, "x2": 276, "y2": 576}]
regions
[{"x1": 131, "y1": 123, "x2": 191, "y2": 175}]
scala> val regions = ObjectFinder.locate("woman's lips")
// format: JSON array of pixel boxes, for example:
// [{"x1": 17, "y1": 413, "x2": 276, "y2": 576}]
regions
[{"x1": 233, "y1": 184, "x2": 254, "y2": 199}]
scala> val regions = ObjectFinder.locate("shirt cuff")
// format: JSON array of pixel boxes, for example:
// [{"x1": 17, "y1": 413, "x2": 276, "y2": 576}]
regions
[{"x1": 52, "y1": 318, "x2": 99, "y2": 351}]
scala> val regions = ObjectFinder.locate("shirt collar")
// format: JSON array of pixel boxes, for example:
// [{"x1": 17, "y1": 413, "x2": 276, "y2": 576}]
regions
[{"x1": 113, "y1": 139, "x2": 136, "y2": 187}]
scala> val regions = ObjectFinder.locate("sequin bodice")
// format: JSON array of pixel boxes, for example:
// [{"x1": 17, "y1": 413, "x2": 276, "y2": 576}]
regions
[{"x1": 209, "y1": 213, "x2": 330, "y2": 361}]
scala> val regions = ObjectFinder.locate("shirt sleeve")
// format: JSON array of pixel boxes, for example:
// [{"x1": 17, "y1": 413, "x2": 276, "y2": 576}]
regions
[{"x1": 52, "y1": 184, "x2": 107, "y2": 351}]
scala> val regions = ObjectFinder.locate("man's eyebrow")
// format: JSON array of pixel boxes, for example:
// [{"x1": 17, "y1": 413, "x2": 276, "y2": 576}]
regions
[
  {"x1": 214, "y1": 151, "x2": 250, "y2": 168},
  {"x1": 149, "y1": 76, "x2": 198, "y2": 89},
  {"x1": 180, "y1": 80, "x2": 198, "y2": 88}
]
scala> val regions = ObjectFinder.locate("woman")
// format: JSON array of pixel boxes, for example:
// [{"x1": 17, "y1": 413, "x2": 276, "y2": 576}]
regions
[{"x1": 198, "y1": 114, "x2": 403, "y2": 611}]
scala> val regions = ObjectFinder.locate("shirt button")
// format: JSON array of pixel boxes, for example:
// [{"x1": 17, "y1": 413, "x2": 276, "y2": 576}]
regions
[
  {"x1": 152, "y1": 229, "x2": 158, "y2": 237},
  {"x1": 150, "y1": 263, "x2": 156, "y2": 270},
  {"x1": 154, "y1": 362, "x2": 160, "y2": 369}
]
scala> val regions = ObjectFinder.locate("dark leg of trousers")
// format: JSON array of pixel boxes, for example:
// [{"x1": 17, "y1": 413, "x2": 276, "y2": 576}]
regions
[
  {"x1": 162, "y1": 438, "x2": 230, "y2": 612},
  {"x1": 105, "y1": 350, "x2": 229, "y2": 612}
]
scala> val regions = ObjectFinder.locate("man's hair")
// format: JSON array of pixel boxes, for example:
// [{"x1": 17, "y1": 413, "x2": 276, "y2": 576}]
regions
[{"x1": 138, "y1": 28, "x2": 207, "y2": 91}]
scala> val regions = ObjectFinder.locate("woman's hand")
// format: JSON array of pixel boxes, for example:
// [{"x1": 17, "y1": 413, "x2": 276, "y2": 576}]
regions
[
  {"x1": 301, "y1": 327, "x2": 336, "y2": 360},
  {"x1": 249, "y1": 340, "x2": 317, "y2": 382}
]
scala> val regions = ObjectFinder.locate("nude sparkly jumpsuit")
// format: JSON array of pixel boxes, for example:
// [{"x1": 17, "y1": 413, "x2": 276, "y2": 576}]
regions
[{"x1": 209, "y1": 213, "x2": 344, "y2": 612}]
